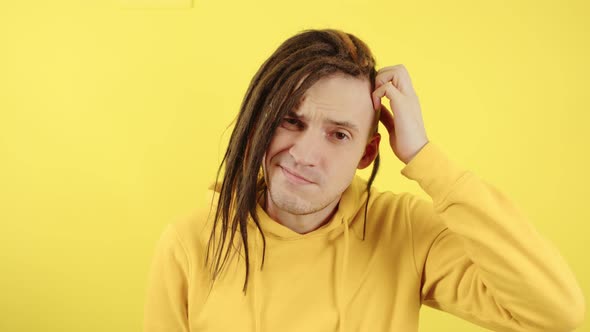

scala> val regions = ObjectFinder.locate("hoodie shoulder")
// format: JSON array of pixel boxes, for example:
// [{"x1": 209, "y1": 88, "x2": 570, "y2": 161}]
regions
[{"x1": 168, "y1": 188, "x2": 219, "y2": 273}]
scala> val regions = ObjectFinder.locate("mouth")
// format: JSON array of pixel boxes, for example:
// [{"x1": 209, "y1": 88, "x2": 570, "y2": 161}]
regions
[{"x1": 279, "y1": 166, "x2": 314, "y2": 185}]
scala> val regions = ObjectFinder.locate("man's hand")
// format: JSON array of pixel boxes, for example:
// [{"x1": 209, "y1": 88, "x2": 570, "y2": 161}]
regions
[{"x1": 372, "y1": 65, "x2": 429, "y2": 165}]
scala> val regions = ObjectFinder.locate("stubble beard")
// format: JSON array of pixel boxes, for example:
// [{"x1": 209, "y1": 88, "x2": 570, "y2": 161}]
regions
[{"x1": 268, "y1": 181, "x2": 337, "y2": 216}]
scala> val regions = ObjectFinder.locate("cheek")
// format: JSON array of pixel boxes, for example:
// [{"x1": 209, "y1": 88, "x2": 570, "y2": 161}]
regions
[
  {"x1": 265, "y1": 131, "x2": 289, "y2": 166},
  {"x1": 328, "y1": 144, "x2": 365, "y2": 172}
]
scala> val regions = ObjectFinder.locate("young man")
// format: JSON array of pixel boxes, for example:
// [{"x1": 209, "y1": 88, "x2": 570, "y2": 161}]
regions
[{"x1": 143, "y1": 29, "x2": 585, "y2": 332}]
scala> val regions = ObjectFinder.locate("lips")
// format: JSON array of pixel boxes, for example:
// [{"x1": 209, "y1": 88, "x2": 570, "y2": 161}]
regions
[{"x1": 279, "y1": 166, "x2": 314, "y2": 184}]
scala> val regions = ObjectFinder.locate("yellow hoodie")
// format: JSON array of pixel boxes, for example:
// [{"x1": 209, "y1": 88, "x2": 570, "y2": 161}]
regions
[{"x1": 143, "y1": 141, "x2": 585, "y2": 332}]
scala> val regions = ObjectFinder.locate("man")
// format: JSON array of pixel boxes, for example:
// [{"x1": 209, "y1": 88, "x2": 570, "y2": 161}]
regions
[{"x1": 143, "y1": 29, "x2": 585, "y2": 332}]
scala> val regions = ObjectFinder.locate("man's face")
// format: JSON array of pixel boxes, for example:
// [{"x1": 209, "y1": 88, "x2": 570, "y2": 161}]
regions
[{"x1": 263, "y1": 73, "x2": 378, "y2": 215}]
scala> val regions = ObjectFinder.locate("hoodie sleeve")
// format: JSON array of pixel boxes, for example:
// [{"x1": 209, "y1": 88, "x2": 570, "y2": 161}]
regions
[
  {"x1": 143, "y1": 223, "x2": 190, "y2": 332},
  {"x1": 401, "y1": 141, "x2": 585, "y2": 332}
]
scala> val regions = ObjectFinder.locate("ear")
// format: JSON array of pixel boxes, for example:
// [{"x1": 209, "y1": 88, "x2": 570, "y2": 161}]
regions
[{"x1": 357, "y1": 133, "x2": 381, "y2": 169}]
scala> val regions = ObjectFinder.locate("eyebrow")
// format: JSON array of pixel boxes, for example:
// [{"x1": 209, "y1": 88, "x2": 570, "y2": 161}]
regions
[{"x1": 287, "y1": 111, "x2": 360, "y2": 133}]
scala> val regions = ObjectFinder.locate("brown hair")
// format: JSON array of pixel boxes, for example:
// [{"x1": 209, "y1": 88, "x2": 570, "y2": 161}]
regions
[{"x1": 206, "y1": 28, "x2": 380, "y2": 293}]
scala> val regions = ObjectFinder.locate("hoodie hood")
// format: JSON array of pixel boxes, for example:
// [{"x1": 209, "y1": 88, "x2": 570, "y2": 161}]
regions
[{"x1": 207, "y1": 174, "x2": 373, "y2": 332}]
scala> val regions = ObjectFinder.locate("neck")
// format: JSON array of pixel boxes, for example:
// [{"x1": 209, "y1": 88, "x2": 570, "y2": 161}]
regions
[{"x1": 263, "y1": 191, "x2": 341, "y2": 234}]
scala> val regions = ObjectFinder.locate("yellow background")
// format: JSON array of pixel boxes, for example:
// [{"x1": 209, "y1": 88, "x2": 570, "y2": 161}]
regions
[{"x1": 1, "y1": 0, "x2": 588, "y2": 331}]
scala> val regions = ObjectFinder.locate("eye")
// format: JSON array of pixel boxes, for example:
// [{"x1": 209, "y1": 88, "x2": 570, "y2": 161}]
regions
[
  {"x1": 333, "y1": 131, "x2": 350, "y2": 141},
  {"x1": 282, "y1": 117, "x2": 303, "y2": 130}
]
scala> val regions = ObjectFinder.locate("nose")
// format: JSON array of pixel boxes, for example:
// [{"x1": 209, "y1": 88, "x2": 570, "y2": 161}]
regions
[{"x1": 288, "y1": 128, "x2": 323, "y2": 167}]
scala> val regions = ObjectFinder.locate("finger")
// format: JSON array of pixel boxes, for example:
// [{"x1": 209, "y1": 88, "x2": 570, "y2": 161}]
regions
[
  {"x1": 375, "y1": 65, "x2": 411, "y2": 88},
  {"x1": 379, "y1": 103, "x2": 395, "y2": 134},
  {"x1": 372, "y1": 81, "x2": 402, "y2": 111},
  {"x1": 375, "y1": 65, "x2": 415, "y2": 95},
  {"x1": 375, "y1": 65, "x2": 402, "y2": 88}
]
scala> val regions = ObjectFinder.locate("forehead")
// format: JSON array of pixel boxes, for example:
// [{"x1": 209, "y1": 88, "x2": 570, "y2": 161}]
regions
[
  {"x1": 293, "y1": 73, "x2": 375, "y2": 132},
  {"x1": 297, "y1": 74, "x2": 374, "y2": 120}
]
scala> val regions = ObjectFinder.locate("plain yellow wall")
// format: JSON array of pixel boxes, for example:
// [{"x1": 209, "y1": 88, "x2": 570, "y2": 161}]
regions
[{"x1": 1, "y1": 0, "x2": 588, "y2": 331}]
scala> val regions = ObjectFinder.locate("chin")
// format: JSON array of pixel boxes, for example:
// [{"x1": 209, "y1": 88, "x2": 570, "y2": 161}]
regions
[{"x1": 269, "y1": 187, "x2": 316, "y2": 215}]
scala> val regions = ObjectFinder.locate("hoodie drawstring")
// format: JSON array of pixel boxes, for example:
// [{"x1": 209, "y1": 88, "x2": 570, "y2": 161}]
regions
[{"x1": 337, "y1": 217, "x2": 350, "y2": 332}]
